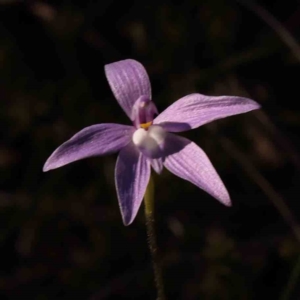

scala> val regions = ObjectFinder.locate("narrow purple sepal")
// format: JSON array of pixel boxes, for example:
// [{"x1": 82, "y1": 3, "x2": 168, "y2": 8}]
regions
[
  {"x1": 115, "y1": 143, "x2": 151, "y2": 225},
  {"x1": 43, "y1": 124, "x2": 134, "y2": 172},
  {"x1": 163, "y1": 134, "x2": 231, "y2": 206},
  {"x1": 154, "y1": 93, "x2": 260, "y2": 132},
  {"x1": 151, "y1": 158, "x2": 163, "y2": 174},
  {"x1": 105, "y1": 59, "x2": 152, "y2": 119}
]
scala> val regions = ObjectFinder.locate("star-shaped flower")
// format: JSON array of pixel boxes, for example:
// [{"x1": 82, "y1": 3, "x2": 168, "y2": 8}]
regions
[{"x1": 43, "y1": 59, "x2": 260, "y2": 225}]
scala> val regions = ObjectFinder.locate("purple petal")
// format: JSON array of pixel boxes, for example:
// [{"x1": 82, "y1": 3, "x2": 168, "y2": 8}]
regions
[
  {"x1": 151, "y1": 158, "x2": 163, "y2": 174},
  {"x1": 43, "y1": 124, "x2": 134, "y2": 172},
  {"x1": 115, "y1": 143, "x2": 151, "y2": 225},
  {"x1": 105, "y1": 59, "x2": 152, "y2": 119},
  {"x1": 154, "y1": 93, "x2": 260, "y2": 132},
  {"x1": 163, "y1": 134, "x2": 231, "y2": 206}
]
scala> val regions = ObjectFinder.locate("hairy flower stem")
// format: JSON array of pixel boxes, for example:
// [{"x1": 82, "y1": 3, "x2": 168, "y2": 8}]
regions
[{"x1": 144, "y1": 176, "x2": 166, "y2": 300}]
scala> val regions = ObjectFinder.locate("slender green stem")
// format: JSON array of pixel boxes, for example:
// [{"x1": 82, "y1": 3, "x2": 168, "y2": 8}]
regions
[
  {"x1": 280, "y1": 254, "x2": 300, "y2": 300},
  {"x1": 144, "y1": 175, "x2": 166, "y2": 300}
]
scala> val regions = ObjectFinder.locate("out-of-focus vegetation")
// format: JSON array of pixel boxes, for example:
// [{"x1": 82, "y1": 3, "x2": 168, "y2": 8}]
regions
[{"x1": 1, "y1": 0, "x2": 300, "y2": 299}]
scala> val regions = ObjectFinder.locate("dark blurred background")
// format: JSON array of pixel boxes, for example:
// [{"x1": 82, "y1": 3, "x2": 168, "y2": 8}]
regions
[{"x1": 1, "y1": 0, "x2": 300, "y2": 299}]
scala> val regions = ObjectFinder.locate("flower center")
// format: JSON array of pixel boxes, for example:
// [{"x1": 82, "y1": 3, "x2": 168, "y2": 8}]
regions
[
  {"x1": 131, "y1": 96, "x2": 158, "y2": 128},
  {"x1": 140, "y1": 121, "x2": 152, "y2": 130},
  {"x1": 132, "y1": 125, "x2": 167, "y2": 158}
]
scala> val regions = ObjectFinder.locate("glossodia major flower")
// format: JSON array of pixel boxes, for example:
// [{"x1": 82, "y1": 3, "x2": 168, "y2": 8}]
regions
[{"x1": 43, "y1": 59, "x2": 260, "y2": 225}]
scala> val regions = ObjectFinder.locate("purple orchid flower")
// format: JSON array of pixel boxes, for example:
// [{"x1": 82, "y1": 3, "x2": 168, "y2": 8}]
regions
[{"x1": 43, "y1": 59, "x2": 260, "y2": 225}]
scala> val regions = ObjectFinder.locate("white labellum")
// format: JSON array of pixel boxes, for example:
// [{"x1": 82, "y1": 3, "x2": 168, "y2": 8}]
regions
[{"x1": 132, "y1": 125, "x2": 167, "y2": 158}]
